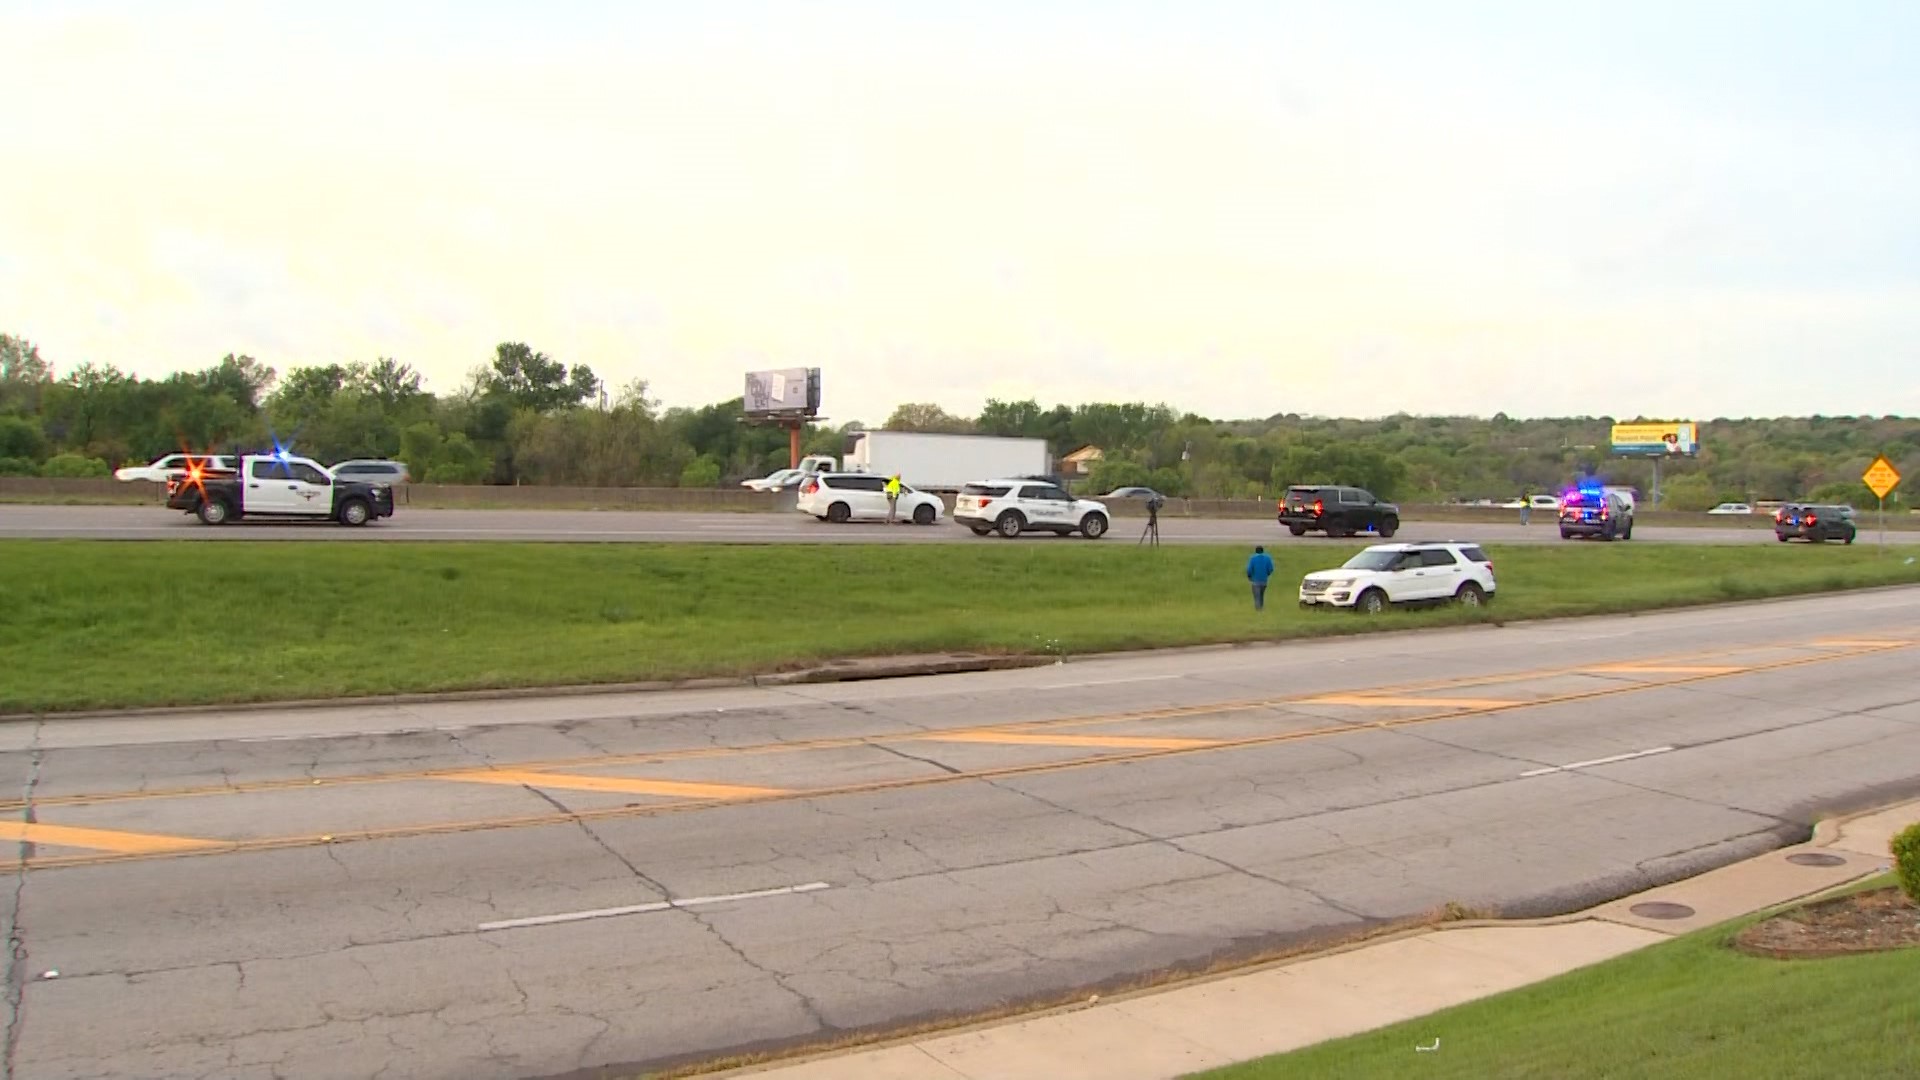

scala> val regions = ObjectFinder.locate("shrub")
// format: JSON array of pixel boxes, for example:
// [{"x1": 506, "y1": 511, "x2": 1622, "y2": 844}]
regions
[
  {"x1": 679, "y1": 455, "x2": 721, "y2": 488},
  {"x1": 38, "y1": 452, "x2": 110, "y2": 478},
  {"x1": 1894, "y1": 822, "x2": 1920, "y2": 906}
]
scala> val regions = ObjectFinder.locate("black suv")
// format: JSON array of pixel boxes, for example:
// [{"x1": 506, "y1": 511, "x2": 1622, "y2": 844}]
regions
[
  {"x1": 1774, "y1": 503, "x2": 1856, "y2": 544},
  {"x1": 1277, "y1": 485, "x2": 1400, "y2": 538},
  {"x1": 1558, "y1": 489, "x2": 1633, "y2": 541}
]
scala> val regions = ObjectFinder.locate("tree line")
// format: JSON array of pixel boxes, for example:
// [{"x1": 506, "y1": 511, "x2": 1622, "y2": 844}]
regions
[{"x1": 1, "y1": 333, "x2": 1913, "y2": 509}]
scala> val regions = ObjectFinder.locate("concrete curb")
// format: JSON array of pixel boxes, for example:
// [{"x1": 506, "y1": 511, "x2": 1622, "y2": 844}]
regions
[
  {"x1": 0, "y1": 654, "x2": 1059, "y2": 724},
  {"x1": 694, "y1": 799, "x2": 1912, "y2": 1080}
]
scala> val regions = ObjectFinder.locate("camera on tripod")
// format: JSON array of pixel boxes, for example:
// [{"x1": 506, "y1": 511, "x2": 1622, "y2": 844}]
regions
[{"x1": 1140, "y1": 493, "x2": 1165, "y2": 545}]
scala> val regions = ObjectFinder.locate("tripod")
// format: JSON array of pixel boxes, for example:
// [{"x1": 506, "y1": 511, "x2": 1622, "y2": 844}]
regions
[{"x1": 1138, "y1": 506, "x2": 1161, "y2": 546}]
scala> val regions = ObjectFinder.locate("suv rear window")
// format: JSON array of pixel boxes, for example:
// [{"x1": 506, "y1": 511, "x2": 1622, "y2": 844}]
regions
[
  {"x1": 962, "y1": 484, "x2": 1011, "y2": 497},
  {"x1": 1458, "y1": 546, "x2": 1490, "y2": 563}
]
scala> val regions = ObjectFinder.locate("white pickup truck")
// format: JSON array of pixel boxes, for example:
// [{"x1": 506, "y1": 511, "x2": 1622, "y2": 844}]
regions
[{"x1": 164, "y1": 452, "x2": 398, "y2": 526}]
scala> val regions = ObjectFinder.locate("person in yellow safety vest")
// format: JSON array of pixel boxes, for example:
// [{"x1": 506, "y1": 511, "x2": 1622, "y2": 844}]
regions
[{"x1": 885, "y1": 474, "x2": 903, "y2": 524}]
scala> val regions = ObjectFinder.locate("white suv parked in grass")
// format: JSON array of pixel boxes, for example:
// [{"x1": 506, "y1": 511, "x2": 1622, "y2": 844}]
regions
[
  {"x1": 1298, "y1": 541, "x2": 1496, "y2": 614},
  {"x1": 953, "y1": 479, "x2": 1110, "y2": 539},
  {"x1": 796, "y1": 472, "x2": 945, "y2": 525}
]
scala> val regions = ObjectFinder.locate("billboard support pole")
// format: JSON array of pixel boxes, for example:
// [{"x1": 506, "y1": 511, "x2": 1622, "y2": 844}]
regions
[
  {"x1": 1651, "y1": 458, "x2": 1661, "y2": 509},
  {"x1": 789, "y1": 424, "x2": 801, "y2": 470}
]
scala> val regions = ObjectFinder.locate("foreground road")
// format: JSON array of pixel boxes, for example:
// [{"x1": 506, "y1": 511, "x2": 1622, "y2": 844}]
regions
[
  {"x1": 7, "y1": 502, "x2": 1914, "y2": 545},
  {"x1": 5, "y1": 590, "x2": 1920, "y2": 1078}
]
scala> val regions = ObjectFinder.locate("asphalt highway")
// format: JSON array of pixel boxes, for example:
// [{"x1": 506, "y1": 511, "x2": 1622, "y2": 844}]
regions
[
  {"x1": 4, "y1": 590, "x2": 1919, "y2": 1078},
  {"x1": 6, "y1": 502, "x2": 1915, "y2": 545}
]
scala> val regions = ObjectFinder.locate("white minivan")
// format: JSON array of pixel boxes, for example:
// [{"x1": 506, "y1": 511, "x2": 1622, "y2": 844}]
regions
[{"x1": 796, "y1": 473, "x2": 944, "y2": 525}]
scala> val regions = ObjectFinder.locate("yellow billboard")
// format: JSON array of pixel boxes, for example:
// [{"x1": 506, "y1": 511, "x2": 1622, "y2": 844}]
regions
[{"x1": 1610, "y1": 421, "x2": 1698, "y2": 457}]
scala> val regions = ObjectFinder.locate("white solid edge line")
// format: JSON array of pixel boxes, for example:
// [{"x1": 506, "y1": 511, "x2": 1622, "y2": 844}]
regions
[
  {"x1": 477, "y1": 881, "x2": 831, "y2": 932},
  {"x1": 1519, "y1": 746, "x2": 1677, "y2": 778}
]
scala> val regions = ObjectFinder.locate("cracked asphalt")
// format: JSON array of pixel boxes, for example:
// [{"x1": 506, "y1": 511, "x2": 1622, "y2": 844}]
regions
[{"x1": 3, "y1": 588, "x2": 1919, "y2": 1078}]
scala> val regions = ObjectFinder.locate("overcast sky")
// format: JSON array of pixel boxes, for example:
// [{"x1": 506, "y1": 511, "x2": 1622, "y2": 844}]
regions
[{"x1": 4, "y1": 0, "x2": 1917, "y2": 423}]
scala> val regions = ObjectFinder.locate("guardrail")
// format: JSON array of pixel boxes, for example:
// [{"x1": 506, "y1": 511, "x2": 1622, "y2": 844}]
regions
[{"x1": 4, "y1": 477, "x2": 1914, "y2": 529}]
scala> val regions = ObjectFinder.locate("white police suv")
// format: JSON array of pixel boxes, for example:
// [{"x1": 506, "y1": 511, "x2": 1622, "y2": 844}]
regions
[
  {"x1": 1298, "y1": 541, "x2": 1496, "y2": 614},
  {"x1": 953, "y1": 479, "x2": 1110, "y2": 539}
]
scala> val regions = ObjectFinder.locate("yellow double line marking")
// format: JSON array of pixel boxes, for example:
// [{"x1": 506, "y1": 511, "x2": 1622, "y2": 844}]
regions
[{"x1": 0, "y1": 821, "x2": 217, "y2": 856}]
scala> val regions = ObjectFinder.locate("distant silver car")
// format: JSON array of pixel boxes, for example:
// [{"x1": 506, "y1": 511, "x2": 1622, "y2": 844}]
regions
[{"x1": 329, "y1": 459, "x2": 410, "y2": 485}]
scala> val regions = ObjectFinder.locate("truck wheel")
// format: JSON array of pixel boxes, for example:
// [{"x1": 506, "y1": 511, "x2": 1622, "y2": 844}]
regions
[
  {"x1": 1289, "y1": 525, "x2": 1307, "y2": 536},
  {"x1": 338, "y1": 498, "x2": 371, "y2": 527},
  {"x1": 197, "y1": 499, "x2": 231, "y2": 526},
  {"x1": 827, "y1": 502, "x2": 851, "y2": 524},
  {"x1": 1079, "y1": 513, "x2": 1108, "y2": 539},
  {"x1": 1378, "y1": 519, "x2": 1398, "y2": 539},
  {"x1": 912, "y1": 503, "x2": 936, "y2": 525},
  {"x1": 995, "y1": 511, "x2": 1025, "y2": 538}
]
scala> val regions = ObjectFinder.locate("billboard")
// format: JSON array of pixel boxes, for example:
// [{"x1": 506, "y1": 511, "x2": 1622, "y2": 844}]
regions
[
  {"x1": 744, "y1": 368, "x2": 821, "y2": 418},
  {"x1": 1610, "y1": 421, "x2": 1699, "y2": 458}
]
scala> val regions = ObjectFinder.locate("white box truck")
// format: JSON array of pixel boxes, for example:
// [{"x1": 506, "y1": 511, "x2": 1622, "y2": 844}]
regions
[{"x1": 840, "y1": 431, "x2": 1052, "y2": 492}]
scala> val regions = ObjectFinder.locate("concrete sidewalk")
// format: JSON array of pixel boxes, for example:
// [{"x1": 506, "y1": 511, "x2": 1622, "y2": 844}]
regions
[{"x1": 720, "y1": 800, "x2": 1916, "y2": 1080}]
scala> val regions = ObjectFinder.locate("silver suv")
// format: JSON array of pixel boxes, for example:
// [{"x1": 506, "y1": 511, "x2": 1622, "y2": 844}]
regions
[{"x1": 954, "y1": 479, "x2": 1110, "y2": 539}]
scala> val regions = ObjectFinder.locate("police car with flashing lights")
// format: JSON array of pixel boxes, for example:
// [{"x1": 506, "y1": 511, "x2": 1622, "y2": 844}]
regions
[
  {"x1": 1557, "y1": 487, "x2": 1633, "y2": 541},
  {"x1": 164, "y1": 451, "x2": 396, "y2": 526},
  {"x1": 1298, "y1": 541, "x2": 1496, "y2": 614}
]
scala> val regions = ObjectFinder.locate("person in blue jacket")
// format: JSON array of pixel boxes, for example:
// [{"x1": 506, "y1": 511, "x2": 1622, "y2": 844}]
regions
[{"x1": 1245, "y1": 545, "x2": 1275, "y2": 611}]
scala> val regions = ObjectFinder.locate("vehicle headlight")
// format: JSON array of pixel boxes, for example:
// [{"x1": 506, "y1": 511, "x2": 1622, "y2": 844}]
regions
[{"x1": 1325, "y1": 578, "x2": 1354, "y2": 588}]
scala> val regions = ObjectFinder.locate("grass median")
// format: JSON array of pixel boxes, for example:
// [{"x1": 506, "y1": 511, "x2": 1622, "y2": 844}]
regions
[
  {"x1": 1194, "y1": 875, "x2": 1920, "y2": 1080},
  {"x1": 3, "y1": 539, "x2": 1918, "y2": 714}
]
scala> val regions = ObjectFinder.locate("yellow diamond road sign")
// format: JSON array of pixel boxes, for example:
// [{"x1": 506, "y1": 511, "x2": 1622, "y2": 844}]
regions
[{"x1": 1862, "y1": 456, "x2": 1901, "y2": 500}]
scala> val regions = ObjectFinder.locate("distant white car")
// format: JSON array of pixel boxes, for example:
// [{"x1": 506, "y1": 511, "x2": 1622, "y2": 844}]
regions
[
  {"x1": 742, "y1": 468, "x2": 802, "y2": 492},
  {"x1": 796, "y1": 473, "x2": 944, "y2": 525},
  {"x1": 1299, "y1": 541, "x2": 1497, "y2": 614},
  {"x1": 114, "y1": 453, "x2": 234, "y2": 483},
  {"x1": 1707, "y1": 503, "x2": 1753, "y2": 515}
]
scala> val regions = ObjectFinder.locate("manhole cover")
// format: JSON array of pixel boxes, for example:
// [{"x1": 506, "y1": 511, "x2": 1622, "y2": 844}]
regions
[
  {"x1": 1787, "y1": 853, "x2": 1847, "y2": 867},
  {"x1": 1629, "y1": 901, "x2": 1696, "y2": 920}
]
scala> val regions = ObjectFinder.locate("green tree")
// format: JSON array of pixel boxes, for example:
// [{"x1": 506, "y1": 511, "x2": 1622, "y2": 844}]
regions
[
  {"x1": 883, "y1": 402, "x2": 973, "y2": 433},
  {"x1": 1085, "y1": 458, "x2": 1155, "y2": 494},
  {"x1": 0, "y1": 334, "x2": 53, "y2": 415},
  {"x1": 426, "y1": 433, "x2": 489, "y2": 484},
  {"x1": 483, "y1": 343, "x2": 598, "y2": 413},
  {"x1": 976, "y1": 398, "x2": 1044, "y2": 437},
  {"x1": 679, "y1": 454, "x2": 722, "y2": 488},
  {"x1": 0, "y1": 415, "x2": 48, "y2": 462},
  {"x1": 1656, "y1": 472, "x2": 1717, "y2": 511}
]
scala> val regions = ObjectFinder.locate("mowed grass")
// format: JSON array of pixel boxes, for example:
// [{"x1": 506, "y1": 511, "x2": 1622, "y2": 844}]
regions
[
  {"x1": 1193, "y1": 877, "x2": 1920, "y2": 1080},
  {"x1": 2, "y1": 539, "x2": 1917, "y2": 713}
]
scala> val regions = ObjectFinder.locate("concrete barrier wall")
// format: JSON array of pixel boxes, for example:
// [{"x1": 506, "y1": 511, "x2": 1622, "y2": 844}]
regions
[{"x1": 3, "y1": 476, "x2": 1913, "y2": 529}]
